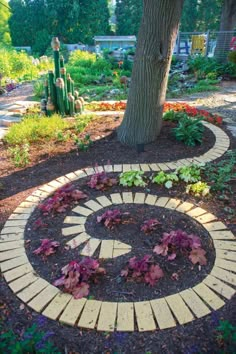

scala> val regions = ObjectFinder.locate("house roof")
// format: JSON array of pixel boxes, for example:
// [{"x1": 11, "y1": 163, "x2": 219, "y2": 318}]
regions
[{"x1": 94, "y1": 36, "x2": 136, "y2": 42}]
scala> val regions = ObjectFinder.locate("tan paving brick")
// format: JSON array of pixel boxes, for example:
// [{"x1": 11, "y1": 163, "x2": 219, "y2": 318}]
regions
[
  {"x1": 113, "y1": 164, "x2": 123, "y2": 172},
  {"x1": 83, "y1": 167, "x2": 95, "y2": 176},
  {"x1": 122, "y1": 164, "x2": 131, "y2": 172},
  {"x1": 25, "y1": 195, "x2": 41, "y2": 203},
  {"x1": 0, "y1": 240, "x2": 24, "y2": 251},
  {"x1": 134, "y1": 301, "x2": 156, "y2": 331},
  {"x1": 1, "y1": 226, "x2": 25, "y2": 235},
  {"x1": 211, "y1": 266, "x2": 236, "y2": 286},
  {"x1": 164, "y1": 162, "x2": 179, "y2": 170},
  {"x1": 8, "y1": 213, "x2": 30, "y2": 221},
  {"x1": 195, "y1": 213, "x2": 217, "y2": 224},
  {"x1": 3, "y1": 263, "x2": 33, "y2": 282},
  {"x1": 122, "y1": 192, "x2": 133, "y2": 203},
  {"x1": 157, "y1": 163, "x2": 170, "y2": 171},
  {"x1": 9, "y1": 272, "x2": 38, "y2": 293},
  {"x1": 149, "y1": 163, "x2": 160, "y2": 171},
  {"x1": 210, "y1": 231, "x2": 236, "y2": 240},
  {"x1": 95, "y1": 166, "x2": 104, "y2": 173},
  {"x1": 155, "y1": 197, "x2": 170, "y2": 207},
  {"x1": 32, "y1": 190, "x2": 50, "y2": 199},
  {"x1": 64, "y1": 216, "x2": 87, "y2": 225},
  {"x1": 204, "y1": 222, "x2": 228, "y2": 232},
  {"x1": 213, "y1": 240, "x2": 236, "y2": 251},
  {"x1": 0, "y1": 248, "x2": 25, "y2": 261},
  {"x1": 97, "y1": 302, "x2": 117, "y2": 332},
  {"x1": 104, "y1": 165, "x2": 113, "y2": 172},
  {"x1": 59, "y1": 298, "x2": 87, "y2": 326},
  {"x1": 80, "y1": 238, "x2": 101, "y2": 256},
  {"x1": 78, "y1": 300, "x2": 102, "y2": 329},
  {"x1": 139, "y1": 164, "x2": 150, "y2": 172},
  {"x1": 0, "y1": 255, "x2": 29, "y2": 272},
  {"x1": 99, "y1": 240, "x2": 114, "y2": 259},
  {"x1": 13, "y1": 206, "x2": 35, "y2": 214},
  {"x1": 65, "y1": 172, "x2": 79, "y2": 181},
  {"x1": 74, "y1": 170, "x2": 87, "y2": 178},
  {"x1": 62, "y1": 225, "x2": 85, "y2": 236},
  {"x1": 193, "y1": 283, "x2": 225, "y2": 310},
  {"x1": 84, "y1": 200, "x2": 103, "y2": 212},
  {"x1": 66, "y1": 233, "x2": 91, "y2": 249},
  {"x1": 131, "y1": 164, "x2": 140, "y2": 170},
  {"x1": 17, "y1": 278, "x2": 49, "y2": 303},
  {"x1": 28, "y1": 285, "x2": 60, "y2": 312},
  {"x1": 38, "y1": 184, "x2": 56, "y2": 194},
  {"x1": 180, "y1": 289, "x2": 211, "y2": 318},
  {"x1": 165, "y1": 294, "x2": 194, "y2": 324},
  {"x1": 43, "y1": 293, "x2": 72, "y2": 320},
  {"x1": 0, "y1": 233, "x2": 24, "y2": 242},
  {"x1": 56, "y1": 176, "x2": 71, "y2": 185},
  {"x1": 165, "y1": 198, "x2": 181, "y2": 210},
  {"x1": 96, "y1": 196, "x2": 112, "y2": 207},
  {"x1": 150, "y1": 298, "x2": 176, "y2": 329},
  {"x1": 145, "y1": 194, "x2": 157, "y2": 206},
  {"x1": 116, "y1": 303, "x2": 134, "y2": 331},
  {"x1": 216, "y1": 249, "x2": 236, "y2": 261},
  {"x1": 134, "y1": 193, "x2": 146, "y2": 204},
  {"x1": 203, "y1": 275, "x2": 235, "y2": 300},
  {"x1": 19, "y1": 201, "x2": 38, "y2": 208},
  {"x1": 4, "y1": 220, "x2": 27, "y2": 228},
  {"x1": 186, "y1": 207, "x2": 207, "y2": 218},
  {"x1": 110, "y1": 193, "x2": 123, "y2": 204},
  {"x1": 176, "y1": 202, "x2": 194, "y2": 213},
  {"x1": 112, "y1": 248, "x2": 131, "y2": 258},
  {"x1": 215, "y1": 258, "x2": 236, "y2": 273},
  {"x1": 73, "y1": 206, "x2": 93, "y2": 216}
]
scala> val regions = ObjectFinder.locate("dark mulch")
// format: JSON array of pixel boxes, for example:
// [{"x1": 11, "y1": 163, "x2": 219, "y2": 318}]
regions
[{"x1": 0, "y1": 114, "x2": 236, "y2": 354}]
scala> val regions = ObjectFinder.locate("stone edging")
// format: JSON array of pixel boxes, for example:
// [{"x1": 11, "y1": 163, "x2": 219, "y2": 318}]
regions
[{"x1": 0, "y1": 123, "x2": 235, "y2": 332}]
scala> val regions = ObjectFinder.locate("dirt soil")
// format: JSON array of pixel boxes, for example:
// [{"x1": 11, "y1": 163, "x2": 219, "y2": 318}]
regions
[{"x1": 0, "y1": 83, "x2": 236, "y2": 354}]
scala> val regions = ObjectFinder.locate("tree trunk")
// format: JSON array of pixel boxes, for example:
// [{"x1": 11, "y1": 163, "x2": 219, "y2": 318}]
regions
[
  {"x1": 215, "y1": 0, "x2": 236, "y2": 62},
  {"x1": 117, "y1": 0, "x2": 184, "y2": 146}
]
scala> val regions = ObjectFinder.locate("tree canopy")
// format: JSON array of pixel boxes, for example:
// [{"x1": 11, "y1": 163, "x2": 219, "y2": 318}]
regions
[{"x1": 0, "y1": 0, "x2": 12, "y2": 45}]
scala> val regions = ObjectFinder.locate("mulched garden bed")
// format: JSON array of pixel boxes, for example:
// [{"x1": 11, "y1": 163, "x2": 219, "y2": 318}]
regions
[{"x1": 0, "y1": 111, "x2": 236, "y2": 353}]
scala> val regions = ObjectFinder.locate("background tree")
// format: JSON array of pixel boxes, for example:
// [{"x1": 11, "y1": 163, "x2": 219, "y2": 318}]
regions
[
  {"x1": 180, "y1": 0, "x2": 198, "y2": 32},
  {"x1": 118, "y1": 0, "x2": 184, "y2": 146},
  {"x1": 0, "y1": 0, "x2": 11, "y2": 45},
  {"x1": 115, "y1": 0, "x2": 143, "y2": 36}
]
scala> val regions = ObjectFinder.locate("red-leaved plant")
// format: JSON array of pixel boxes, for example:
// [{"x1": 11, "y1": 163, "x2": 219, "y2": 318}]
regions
[
  {"x1": 153, "y1": 229, "x2": 207, "y2": 265},
  {"x1": 121, "y1": 255, "x2": 164, "y2": 286},
  {"x1": 87, "y1": 171, "x2": 117, "y2": 191},
  {"x1": 141, "y1": 219, "x2": 162, "y2": 234},
  {"x1": 53, "y1": 258, "x2": 106, "y2": 299},
  {"x1": 38, "y1": 184, "x2": 87, "y2": 215},
  {"x1": 33, "y1": 239, "x2": 60, "y2": 256},
  {"x1": 97, "y1": 209, "x2": 123, "y2": 229}
]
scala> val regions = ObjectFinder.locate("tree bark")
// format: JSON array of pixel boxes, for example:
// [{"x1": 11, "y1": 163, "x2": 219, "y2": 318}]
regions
[
  {"x1": 117, "y1": 0, "x2": 184, "y2": 146},
  {"x1": 215, "y1": 0, "x2": 236, "y2": 62}
]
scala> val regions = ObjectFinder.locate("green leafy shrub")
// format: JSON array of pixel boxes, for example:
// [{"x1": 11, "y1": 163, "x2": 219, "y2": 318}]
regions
[
  {"x1": 8, "y1": 142, "x2": 30, "y2": 167},
  {"x1": 4, "y1": 114, "x2": 69, "y2": 145},
  {"x1": 74, "y1": 114, "x2": 94, "y2": 133},
  {"x1": 186, "y1": 181, "x2": 210, "y2": 196},
  {"x1": 0, "y1": 323, "x2": 61, "y2": 354},
  {"x1": 177, "y1": 164, "x2": 202, "y2": 183},
  {"x1": 119, "y1": 170, "x2": 146, "y2": 187},
  {"x1": 173, "y1": 115, "x2": 204, "y2": 146},
  {"x1": 228, "y1": 51, "x2": 236, "y2": 64},
  {"x1": 153, "y1": 171, "x2": 179, "y2": 189}
]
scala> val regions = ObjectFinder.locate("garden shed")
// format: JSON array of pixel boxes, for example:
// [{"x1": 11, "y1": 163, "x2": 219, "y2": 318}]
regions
[{"x1": 94, "y1": 35, "x2": 136, "y2": 50}]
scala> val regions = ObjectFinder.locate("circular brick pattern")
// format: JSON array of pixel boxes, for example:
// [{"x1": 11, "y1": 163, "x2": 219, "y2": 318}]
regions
[{"x1": 0, "y1": 123, "x2": 235, "y2": 332}]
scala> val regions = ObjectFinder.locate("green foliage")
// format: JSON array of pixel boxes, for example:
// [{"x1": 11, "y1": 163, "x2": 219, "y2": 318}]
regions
[
  {"x1": 216, "y1": 320, "x2": 236, "y2": 352},
  {"x1": 173, "y1": 115, "x2": 204, "y2": 146},
  {"x1": 0, "y1": 0, "x2": 11, "y2": 45},
  {"x1": 228, "y1": 51, "x2": 236, "y2": 64},
  {"x1": 119, "y1": 170, "x2": 146, "y2": 187},
  {"x1": 163, "y1": 110, "x2": 187, "y2": 122},
  {"x1": 153, "y1": 171, "x2": 179, "y2": 189},
  {"x1": 115, "y1": 0, "x2": 143, "y2": 36},
  {"x1": 186, "y1": 181, "x2": 210, "y2": 197},
  {"x1": 4, "y1": 114, "x2": 69, "y2": 145},
  {"x1": 8, "y1": 142, "x2": 30, "y2": 167},
  {"x1": 204, "y1": 150, "x2": 236, "y2": 192},
  {"x1": 177, "y1": 164, "x2": 202, "y2": 183},
  {"x1": 0, "y1": 323, "x2": 61, "y2": 353},
  {"x1": 73, "y1": 134, "x2": 92, "y2": 151},
  {"x1": 74, "y1": 114, "x2": 95, "y2": 133},
  {"x1": 33, "y1": 79, "x2": 44, "y2": 99}
]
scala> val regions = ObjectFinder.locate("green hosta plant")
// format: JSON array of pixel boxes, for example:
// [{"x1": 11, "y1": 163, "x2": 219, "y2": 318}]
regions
[
  {"x1": 173, "y1": 115, "x2": 204, "y2": 146},
  {"x1": 153, "y1": 171, "x2": 179, "y2": 189},
  {"x1": 119, "y1": 170, "x2": 147, "y2": 187},
  {"x1": 186, "y1": 181, "x2": 210, "y2": 197},
  {"x1": 177, "y1": 164, "x2": 203, "y2": 183}
]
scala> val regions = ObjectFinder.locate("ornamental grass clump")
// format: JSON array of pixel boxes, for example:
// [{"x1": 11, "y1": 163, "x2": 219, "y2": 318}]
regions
[
  {"x1": 54, "y1": 258, "x2": 106, "y2": 299},
  {"x1": 153, "y1": 229, "x2": 207, "y2": 265}
]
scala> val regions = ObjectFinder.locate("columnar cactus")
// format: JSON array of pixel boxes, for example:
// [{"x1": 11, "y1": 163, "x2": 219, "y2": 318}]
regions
[{"x1": 44, "y1": 37, "x2": 84, "y2": 117}]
